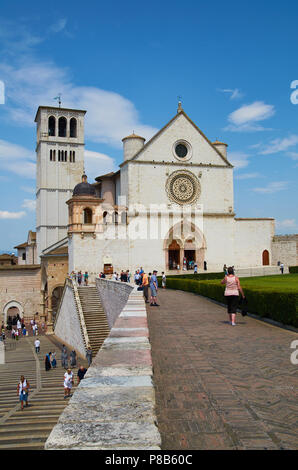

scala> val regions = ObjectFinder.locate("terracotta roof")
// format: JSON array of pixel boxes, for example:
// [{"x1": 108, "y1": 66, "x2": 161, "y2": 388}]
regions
[
  {"x1": 0, "y1": 253, "x2": 17, "y2": 259},
  {"x1": 213, "y1": 140, "x2": 228, "y2": 146},
  {"x1": 122, "y1": 133, "x2": 146, "y2": 142},
  {"x1": 14, "y1": 242, "x2": 28, "y2": 249}
]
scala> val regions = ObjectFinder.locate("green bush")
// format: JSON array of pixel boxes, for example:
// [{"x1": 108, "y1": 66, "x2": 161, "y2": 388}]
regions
[
  {"x1": 289, "y1": 266, "x2": 298, "y2": 274},
  {"x1": 158, "y1": 272, "x2": 223, "y2": 284},
  {"x1": 164, "y1": 278, "x2": 298, "y2": 328}
]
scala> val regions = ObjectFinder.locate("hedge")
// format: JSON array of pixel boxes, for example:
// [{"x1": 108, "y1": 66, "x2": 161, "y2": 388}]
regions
[
  {"x1": 159, "y1": 272, "x2": 223, "y2": 282},
  {"x1": 164, "y1": 278, "x2": 298, "y2": 328},
  {"x1": 289, "y1": 266, "x2": 298, "y2": 274}
]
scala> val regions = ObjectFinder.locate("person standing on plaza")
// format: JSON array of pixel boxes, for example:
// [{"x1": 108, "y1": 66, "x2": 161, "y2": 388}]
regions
[
  {"x1": 194, "y1": 264, "x2": 198, "y2": 274},
  {"x1": 17, "y1": 376, "x2": 30, "y2": 410},
  {"x1": 86, "y1": 346, "x2": 92, "y2": 367},
  {"x1": 61, "y1": 345, "x2": 68, "y2": 369},
  {"x1": 221, "y1": 267, "x2": 245, "y2": 326},
  {"x1": 34, "y1": 338, "x2": 40, "y2": 353},
  {"x1": 142, "y1": 271, "x2": 149, "y2": 303},
  {"x1": 280, "y1": 262, "x2": 284, "y2": 274},
  {"x1": 77, "y1": 271, "x2": 82, "y2": 286},
  {"x1": 150, "y1": 270, "x2": 159, "y2": 307},
  {"x1": 15, "y1": 329, "x2": 19, "y2": 341},
  {"x1": 84, "y1": 271, "x2": 89, "y2": 286},
  {"x1": 17, "y1": 319, "x2": 21, "y2": 334},
  {"x1": 63, "y1": 368, "x2": 74, "y2": 399}
]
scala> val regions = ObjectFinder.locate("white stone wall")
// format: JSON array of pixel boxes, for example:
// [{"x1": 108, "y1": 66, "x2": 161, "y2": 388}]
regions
[
  {"x1": 272, "y1": 236, "x2": 298, "y2": 266},
  {"x1": 234, "y1": 219, "x2": 275, "y2": 268},
  {"x1": 54, "y1": 284, "x2": 86, "y2": 357}
]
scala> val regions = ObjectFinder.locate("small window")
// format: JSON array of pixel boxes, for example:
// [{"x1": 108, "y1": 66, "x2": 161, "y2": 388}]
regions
[
  {"x1": 58, "y1": 117, "x2": 67, "y2": 137},
  {"x1": 83, "y1": 208, "x2": 93, "y2": 224},
  {"x1": 48, "y1": 116, "x2": 56, "y2": 136},
  {"x1": 22, "y1": 253, "x2": 26, "y2": 261},
  {"x1": 70, "y1": 118, "x2": 77, "y2": 138}
]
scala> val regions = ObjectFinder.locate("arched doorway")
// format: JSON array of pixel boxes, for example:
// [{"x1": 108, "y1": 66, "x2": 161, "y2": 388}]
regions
[
  {"x1": 184, "y1": 239, "x2": 196, "y2": 269},
  {"x1": 51, "y1": 286, "x2": 64, "y2": 323},
  {"x1": 262, "y1": 250, "x2": 270, "y2": 266},
  {"x1": 168, "y1": 240, "x2": 181, "y2": 270},
  {"x1": 3, "y1": 301, "x2": 23, "y2": 326}
]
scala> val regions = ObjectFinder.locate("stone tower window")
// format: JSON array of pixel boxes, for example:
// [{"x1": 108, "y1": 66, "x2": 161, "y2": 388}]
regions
[
  {"x1": 70, "y1": 151, "x2": 76, "y2": 162},
  {"x1": 83, "y1": 208, "x2": 93, "y2": 224},
  {"x1": 48, "y1": 116, "x2": 56, "y2": 136},
  {"x1": 70, "y1": 118, "x2": 77, "y2": 138},
  {"x1": 58, "y1": 116, "x2": 67, "y2": 137},
  {"x1": 50, "y1": 149, "x2": 56, "y2": 161}
]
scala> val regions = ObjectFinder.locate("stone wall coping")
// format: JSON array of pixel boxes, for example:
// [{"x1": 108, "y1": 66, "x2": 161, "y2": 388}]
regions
[{"x1": 45, "y1": 286, "x2": 161, "y2": 450}]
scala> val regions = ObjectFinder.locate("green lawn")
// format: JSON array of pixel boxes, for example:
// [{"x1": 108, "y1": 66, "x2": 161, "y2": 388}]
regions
[{"x1": 203, "y1": 274, "x2": 298, "y2": 293}]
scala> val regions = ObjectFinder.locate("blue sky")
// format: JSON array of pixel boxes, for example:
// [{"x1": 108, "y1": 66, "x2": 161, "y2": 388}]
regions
[{"x1": 0, "y1": 0, "x2": 297, "y2": 251}]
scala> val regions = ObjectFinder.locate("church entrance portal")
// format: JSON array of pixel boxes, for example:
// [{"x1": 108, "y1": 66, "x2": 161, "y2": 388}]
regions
[{"x1": 168, "y1": 240, "x2": 180, "y2": 270}]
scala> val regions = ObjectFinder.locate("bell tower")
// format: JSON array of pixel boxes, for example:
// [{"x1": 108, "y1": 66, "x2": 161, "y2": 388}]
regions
[{"x1": 34, "y1": 106, "x2": 86, "y2": 259}]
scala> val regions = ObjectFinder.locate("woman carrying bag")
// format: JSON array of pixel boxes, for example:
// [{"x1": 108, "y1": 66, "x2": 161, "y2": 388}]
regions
[{"x1": 221, "y1": 267, "x2": 245, "y2": 326}]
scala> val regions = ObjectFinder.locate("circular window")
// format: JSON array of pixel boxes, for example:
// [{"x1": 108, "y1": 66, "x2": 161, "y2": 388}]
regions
[
  {"x1": 166, "y1": 170, "x2": 201, "y2": 205},
  {"x1": 172, "y1": 140, "x2": 192, "y2": 161},
  {"x1": 175, "y1": 143, "x2": 188, "y2": 158}
]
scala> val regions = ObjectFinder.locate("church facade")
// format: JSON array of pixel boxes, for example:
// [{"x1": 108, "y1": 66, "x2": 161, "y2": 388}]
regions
[{"x1": 64, "y1": 103, "x2": 275, "y2": 279}]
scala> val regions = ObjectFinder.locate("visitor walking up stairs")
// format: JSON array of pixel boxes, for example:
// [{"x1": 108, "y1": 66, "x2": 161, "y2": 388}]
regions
[
  {"x1": 0, "y1": 335, "x2": 87, "y2": 450},
  {"x1": 77, "y1": 286, "x2": 110, "y2": 356}
]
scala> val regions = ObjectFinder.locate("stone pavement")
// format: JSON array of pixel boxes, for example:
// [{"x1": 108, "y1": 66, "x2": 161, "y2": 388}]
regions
[{"x1": 147, "y1": 289, "x2": 298, "y2": 450}]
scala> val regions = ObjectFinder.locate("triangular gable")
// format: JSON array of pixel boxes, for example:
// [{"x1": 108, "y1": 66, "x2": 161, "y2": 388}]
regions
[{"x1": 125, "y1": 110, "x2": 232, "y2": 167}]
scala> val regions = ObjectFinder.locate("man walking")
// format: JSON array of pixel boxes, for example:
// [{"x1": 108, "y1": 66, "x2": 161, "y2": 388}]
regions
[
  {"x1": 34, "y1": 338, "x2": 40, "y2": 353},
  {"x1": 150, "y1": 270, "x2": 159, "y2": 307}
]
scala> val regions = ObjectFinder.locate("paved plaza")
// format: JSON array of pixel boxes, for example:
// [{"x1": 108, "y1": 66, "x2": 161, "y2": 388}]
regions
[{"x1": 147, "y1": 289, "x2": 298, "y2": 450}]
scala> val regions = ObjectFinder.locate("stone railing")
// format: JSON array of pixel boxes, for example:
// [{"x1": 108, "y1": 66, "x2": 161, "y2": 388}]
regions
[
  {"x1": 45, "y1": 286, "x2": 161, "y2": 450},
  {"x1": 70, "y1": 277, "x2": 91, "y2": 349},
  {"x1": 96, "y1": 278, "x2": 133, "y2": 329}
]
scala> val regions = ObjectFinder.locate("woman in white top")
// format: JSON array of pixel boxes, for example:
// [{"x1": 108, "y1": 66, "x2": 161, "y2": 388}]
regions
[
  {"x1": 221, "y1": 267, "x2": 245, "y2": 326},
  {"x1": 17, "y1": 376, "x2": 30, "y2": 410},
  {"x1": 64, "y1": 369, "x2": 74, "y2": 399}
]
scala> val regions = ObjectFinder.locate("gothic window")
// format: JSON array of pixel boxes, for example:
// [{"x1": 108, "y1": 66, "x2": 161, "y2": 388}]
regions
[
  {"x1": 48, "y1": 116, "x2": 56, "y2": 136},
  {"x1": 83, "y1": 208, "x2": 93, "y2": 224},
  {"x1": 103, "y1": 211, "x2": 108, "y2": 224},
  {"x1": 58, "y1": 116, "x2": 67, "y2": 137},
  {"x1": 70, "y1": 118, "x2": 77, "y2": 138},
  {"x1": 69, "y1": 151, "x2": 76, "y2": 162}
]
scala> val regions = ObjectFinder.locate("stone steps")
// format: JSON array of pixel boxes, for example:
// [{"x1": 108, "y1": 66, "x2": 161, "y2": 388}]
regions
[
  {"x1": 0, "y1": 336, "x2": 88, "y2": 450},
  {"x1": 77, "y1": 287, "x2": 110, "y2": 355}
]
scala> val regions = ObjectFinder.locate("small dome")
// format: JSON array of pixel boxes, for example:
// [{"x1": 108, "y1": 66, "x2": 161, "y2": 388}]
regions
[
  {"x1": 213, "y1": 140, "x2": 228, "y2": 146},
  {"x1": 122, "y1": 132, "x2": 145, "y2": 142},
  {"x1": 73, "y1": 173, "x2": 96, "y2": 197}
]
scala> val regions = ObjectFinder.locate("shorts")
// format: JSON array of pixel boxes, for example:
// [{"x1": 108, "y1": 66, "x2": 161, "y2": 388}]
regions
[
  {"x1": 150, "y1": 286, "x2": 157, "y2": 297},
  {"x1": 226, "y1": 295, "x2": 239, "y2": 314},
  {"x1": 19, "y1": 392, "x2": 28, "y2": 402}
]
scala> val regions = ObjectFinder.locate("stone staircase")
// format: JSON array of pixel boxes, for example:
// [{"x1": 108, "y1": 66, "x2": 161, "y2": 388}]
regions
[
  {"x1": 0, "y1": 335, "x2": 87, "y2": 450},
  {"x1": 77, "y1": 286, "x2": 110, "y2": 356}
]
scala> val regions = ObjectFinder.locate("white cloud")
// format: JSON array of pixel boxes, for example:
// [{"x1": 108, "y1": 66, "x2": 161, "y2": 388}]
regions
[
  {"x1": 228, "y1": 151, "x2": 250, "y2": 169},
  {"x1": 218, "y1": 88, "x2": 244, "y2": 100},
  {"x1": 0, "y1": 58, "x2": 158, "y2": 148},
  {"x1": 287, "y1": 152, "x2": 298, "y2": 160},
  {"x1": 225, "y1": 101, "x2": 275, "y2": 132},
  {"x1": 259, "y1": 135, "x2": 298, "y2": 155},
  {"x1": 49, "y1": 19, "x2": 67, "y2": 34},
  {"x1": 22, "y1": 199, "x2": 36, "y2": 211},
  {"x1": 0, "y1": 210, "x2": 26, "y2": 219},
  {"x1": 252, "y1": 181, "x2": 288, "y2": 194},
  {"x1": 276, "y1": 219, "x2": 297, "y2": 229},
  {"x1": 0, "y1": 139, "x2": 35, "y2": 179},
  {"x1": 85, "y1": 150, "x2": 118, "y2": 180},
  {"x1": 235, "y1": 172, "x2": 261, "y2": 180}
]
